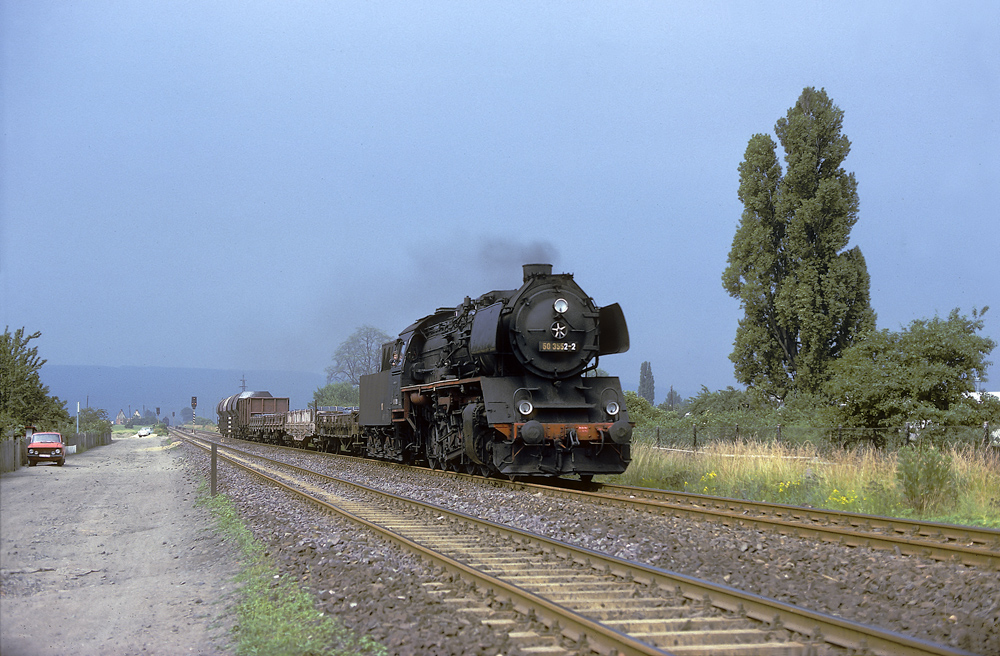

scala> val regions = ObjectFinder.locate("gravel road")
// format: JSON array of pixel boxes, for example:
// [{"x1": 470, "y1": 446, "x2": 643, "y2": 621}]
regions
[{"x1": 1, "y1": 435, "x2": 238, "y2": 656}]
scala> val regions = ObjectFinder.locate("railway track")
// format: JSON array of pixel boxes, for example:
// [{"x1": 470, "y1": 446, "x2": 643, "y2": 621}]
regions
[
  {"x1": 173, "y1": 429, "x2": 976, "y2": 656},
  {"x1": 203, "y1": 427, "x2": 999, "y2": 571},
  {"x1": 514, "y1": 481, "x2": 1000, "y2": 571}
]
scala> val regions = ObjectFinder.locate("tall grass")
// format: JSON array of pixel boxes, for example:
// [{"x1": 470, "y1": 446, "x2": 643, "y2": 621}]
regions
[{"x1": 605, "y1": 435, "x2": 1000, "y2": 528}]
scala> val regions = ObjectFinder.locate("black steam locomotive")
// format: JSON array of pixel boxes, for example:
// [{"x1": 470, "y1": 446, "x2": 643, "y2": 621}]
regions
[{"x1": 218, "y1": 264, "x2": 633, "y2": 478}]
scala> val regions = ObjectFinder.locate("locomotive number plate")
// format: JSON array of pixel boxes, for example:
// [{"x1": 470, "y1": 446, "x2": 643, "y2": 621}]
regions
[{"x1": 540, "y1": 342, "x2": 578, "y2": 352}]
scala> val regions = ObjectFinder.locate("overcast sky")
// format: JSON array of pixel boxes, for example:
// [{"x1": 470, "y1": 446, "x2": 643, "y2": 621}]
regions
[{"x1": 2, "y1": 1, "x2": 998, "y2": 403}]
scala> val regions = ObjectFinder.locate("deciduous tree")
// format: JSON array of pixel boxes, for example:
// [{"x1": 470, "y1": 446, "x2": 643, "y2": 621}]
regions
[
  {"x1": 661, "y1": 385, "x2": 683, "y2": 412},
  {"x1": 325, "y1": 325, "x2": 392, "y2": 385},
  {"x1": 723, "y1": 87, "x2": 876, "y2": 400},
  {"x1": 1, "y1": 326, "x2": 69, "y2": 437},
  {"x1": 76, "y1": 407, "x2": 112, "y2": 434},
  {"x1": 313, "y1": 381, "x2": 360, "y2": 408},
  {"x1": 825, "y1": 308, "x2": 996, "y2": 428}
]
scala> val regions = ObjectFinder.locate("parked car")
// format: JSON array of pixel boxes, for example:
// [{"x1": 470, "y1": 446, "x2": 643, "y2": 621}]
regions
[
  {"x1": 27, "y1": 432, "x2": 66, "y2": 467},
  {"x1": 137, "y1": 427, "x2": 152, "y2": 437}
]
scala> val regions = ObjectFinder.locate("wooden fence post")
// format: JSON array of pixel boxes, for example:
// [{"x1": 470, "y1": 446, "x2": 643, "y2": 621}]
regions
[{"x1": 211, "y1": 444, "x2": 218, "y2": 496}]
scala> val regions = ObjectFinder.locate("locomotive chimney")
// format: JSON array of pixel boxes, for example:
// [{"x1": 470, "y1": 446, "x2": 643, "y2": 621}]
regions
[{"x1": 522, "y1": 263, "x2": 552, "y2": 282}]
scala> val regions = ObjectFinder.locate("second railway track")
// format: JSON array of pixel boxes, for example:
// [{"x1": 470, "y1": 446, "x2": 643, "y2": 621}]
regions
[
  {"x1": 205, "y1": 427, "x2": 1000, "y2": 572},
  {"x1": 512, "y1": 481, "x2": 1000, "y2": 571}
]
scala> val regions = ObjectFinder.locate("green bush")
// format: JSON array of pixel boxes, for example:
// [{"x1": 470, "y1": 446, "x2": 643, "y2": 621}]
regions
[
  {"x1": 624, "y1": 390, "x2": 672, "y2": 427},
  {"x1": 896, "y1": 445, "x2": 957, "y2": 515}
]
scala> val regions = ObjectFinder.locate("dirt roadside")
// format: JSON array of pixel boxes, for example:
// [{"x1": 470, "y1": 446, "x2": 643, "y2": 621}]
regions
[{"x1": 1, "y1": 434, "x2": 239, "y2": 656}]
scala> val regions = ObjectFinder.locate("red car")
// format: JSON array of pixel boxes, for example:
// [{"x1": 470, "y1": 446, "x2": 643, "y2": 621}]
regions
[{"x1": 27, "y1": 432, "x2": 66, "y2": 467}]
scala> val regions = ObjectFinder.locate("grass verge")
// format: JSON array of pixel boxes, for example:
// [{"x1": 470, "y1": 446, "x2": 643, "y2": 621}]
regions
[
  {"x1": 196, "y1": 486, "x2": 387, "y2": 656},
  {"x1": 605, "y1": 437, "x2": 1000, "y2": 528}
]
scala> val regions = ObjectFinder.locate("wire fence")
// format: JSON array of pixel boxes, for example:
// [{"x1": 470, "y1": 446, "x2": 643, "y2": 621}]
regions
[{"x1": 635, "y1": 422, "x2": 1000, "y2": 454}]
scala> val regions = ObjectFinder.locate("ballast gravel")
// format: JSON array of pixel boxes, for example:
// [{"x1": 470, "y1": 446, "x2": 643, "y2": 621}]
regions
[
  {"x1": 186, "y1": 450, "x2": 572, "y2": 655},
  {"x1": 185, "y1": 442, "x2": 999, "y2": 656}
]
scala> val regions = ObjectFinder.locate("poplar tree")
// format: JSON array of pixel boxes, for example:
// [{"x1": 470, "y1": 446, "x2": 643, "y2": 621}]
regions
[
  {"x1": 638, "y1": 361, "x2": 655, "y2": 404},
  {"x1": 722, "y1": 88, "x2": 876, "y2": 400}
]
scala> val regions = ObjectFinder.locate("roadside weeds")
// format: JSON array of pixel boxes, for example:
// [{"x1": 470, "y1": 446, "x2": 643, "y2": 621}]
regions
[{"x1": 196, "y1": 484, "x2": 386, "y2": 656}]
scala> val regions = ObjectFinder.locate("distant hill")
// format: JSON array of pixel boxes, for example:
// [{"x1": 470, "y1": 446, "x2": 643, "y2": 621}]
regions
[{"x1": 41, "y1": 365, "x2": 326, "y2": 422}]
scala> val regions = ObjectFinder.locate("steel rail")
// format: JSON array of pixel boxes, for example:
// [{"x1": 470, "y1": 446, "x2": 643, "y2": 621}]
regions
[{"x1": 175, "y1": 430, "x2": 976, "y2": 656}]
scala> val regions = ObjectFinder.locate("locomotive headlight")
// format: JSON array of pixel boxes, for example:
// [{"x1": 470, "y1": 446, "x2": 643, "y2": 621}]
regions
[
  {"x1": 518, "y1": 400, "x2": 534, "y2": 416},
  {"x1": 553, "y1": 298, "x2": 569, "y2": 314},
  {"x1": 605, "y1": 401, "x2": 620, "y2": 416}
]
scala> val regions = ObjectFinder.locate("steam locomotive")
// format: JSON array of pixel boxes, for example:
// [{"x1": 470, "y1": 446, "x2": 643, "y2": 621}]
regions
[{"x1": 218, "y1": 264, "x2": 633, "y2": 479}]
